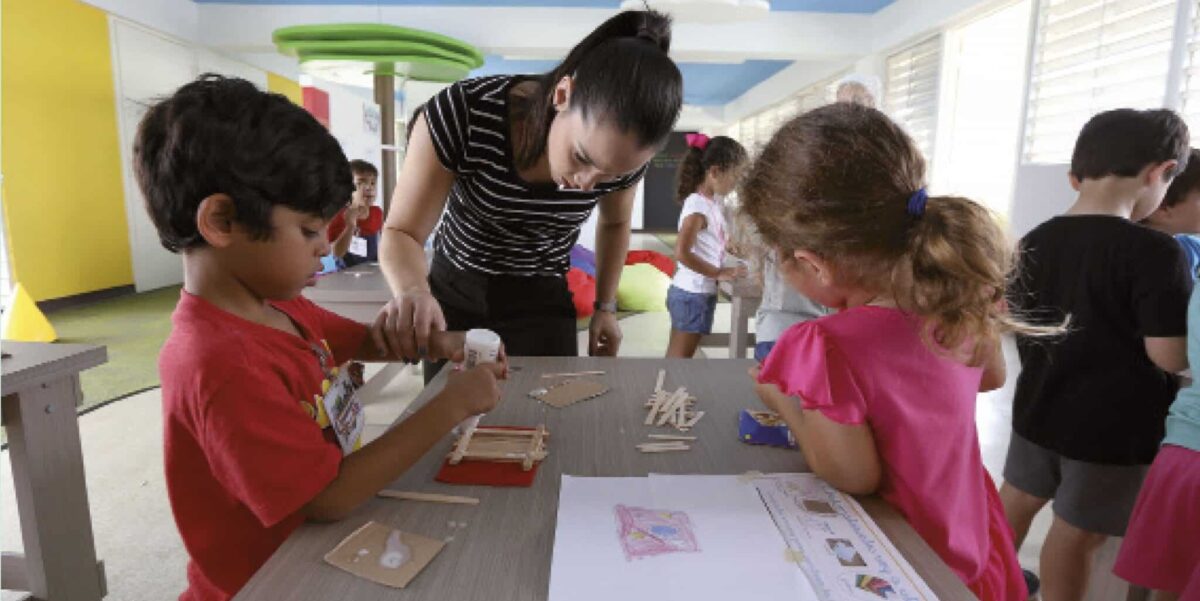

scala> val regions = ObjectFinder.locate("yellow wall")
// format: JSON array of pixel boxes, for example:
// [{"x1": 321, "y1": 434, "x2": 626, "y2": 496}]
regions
[
  {"x1": 268, "y1": 72, "x2": 304, "y2": 106},
  {"x1": 2, "y1": 0, "x2": 133, "y2": 302}
]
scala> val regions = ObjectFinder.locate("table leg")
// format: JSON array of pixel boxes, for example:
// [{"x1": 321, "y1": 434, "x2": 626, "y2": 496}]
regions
[
  {"x1": 730, "y1": 295, "x2": 749, "y2": 359},
  {"x1": 2, "y1": 375, "x2": 106, "y2": 600}
]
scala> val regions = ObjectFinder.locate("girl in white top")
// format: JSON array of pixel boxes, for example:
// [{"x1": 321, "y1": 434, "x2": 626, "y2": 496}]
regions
[{"x1": 666, "y1": 134, "x2": 749, "y2": 357}]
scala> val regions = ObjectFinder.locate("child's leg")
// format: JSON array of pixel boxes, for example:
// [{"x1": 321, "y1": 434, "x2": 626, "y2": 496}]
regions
[
  {"x1": 999, "y1": 482, "x2": 1050, "y2": 548},
  {"x1": 1001, "y1": 433, "x2": 1059, "y2": 548},
  {"x1": 666, "y1": 330, "x2": 703, "y2": 358},
  {"x1": 1039, "y1": 516, "x2": 1107, "y2": 601},
  {"x1": 1041, "y1": 458, "x2": 1148, "y2": 601},
  {"x1": 664, "y1": 286, "x2": 716, "y2": 358}
]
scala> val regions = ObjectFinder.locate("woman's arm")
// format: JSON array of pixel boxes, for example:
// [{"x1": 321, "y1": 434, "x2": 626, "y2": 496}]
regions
[
  {"x1": 374, "y1": 112, "x2": 456, "y2": 359},
  {"x1": 589, "y1": 185, "x2": 637, "y2": 356}
]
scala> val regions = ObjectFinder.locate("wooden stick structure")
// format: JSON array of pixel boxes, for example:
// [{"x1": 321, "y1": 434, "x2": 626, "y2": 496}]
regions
[
  {"x1": 644, "y1": 386, "x2": 702, "y2": 432},
  {"x1": 376, "y1": 490, "x2": 481, "y2": 505},
  {"x1": 448, "y1": 424, "x2": 549, "y2": 471}
]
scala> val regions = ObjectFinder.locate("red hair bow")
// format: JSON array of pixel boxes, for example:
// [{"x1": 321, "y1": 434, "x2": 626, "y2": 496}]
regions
[{"x1": 685, "y1": 132, "x2": 710, "y2": 151}]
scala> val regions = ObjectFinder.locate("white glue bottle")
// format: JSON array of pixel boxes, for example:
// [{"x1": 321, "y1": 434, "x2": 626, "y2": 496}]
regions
[{"x1": 458, "y1": 328, "x2": 502, "y2": 433}]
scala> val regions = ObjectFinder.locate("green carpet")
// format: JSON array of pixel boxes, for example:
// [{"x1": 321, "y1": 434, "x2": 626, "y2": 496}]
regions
[{"x1": 47, "y1": 286, "x2": 181, "y2": 411}]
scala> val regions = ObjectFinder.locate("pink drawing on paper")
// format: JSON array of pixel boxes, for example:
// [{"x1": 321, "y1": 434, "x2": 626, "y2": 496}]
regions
[{"x1": 614, "y1": 504, "x2": 700, "y2": 561}]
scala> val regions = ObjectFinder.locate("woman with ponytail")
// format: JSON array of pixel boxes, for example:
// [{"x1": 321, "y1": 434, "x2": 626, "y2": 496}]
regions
[
  {"x1": 666, "y1": 133, "x2": 747, "y2": 357},
  {"x1": 375, "y1": 10, "x2": 683, "y2": 371},
  {"x1": 740, "y1": 103, "x2": 1055, "y2": 600}
]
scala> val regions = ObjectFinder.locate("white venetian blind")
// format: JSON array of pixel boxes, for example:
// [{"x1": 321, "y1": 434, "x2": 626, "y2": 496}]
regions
[
  {"x1": 1181, "y1": 0, "x2": 1200, "y2": 133},
  {"x1": 885, "y1": 35, "x2": 943, "y2": 163},
  {"x1": 1023, "y1": 0, "x2": 1178, "y2": 163}
]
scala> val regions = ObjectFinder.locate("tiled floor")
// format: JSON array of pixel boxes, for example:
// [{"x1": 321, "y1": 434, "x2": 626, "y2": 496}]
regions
[{"x1": 1, "y1": 234, "x2": 1133, "y2": 600}]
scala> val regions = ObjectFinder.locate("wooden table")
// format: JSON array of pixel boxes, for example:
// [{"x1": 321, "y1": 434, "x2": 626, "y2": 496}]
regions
[
  {"x1": 235, "y1": 357, "x2": 974, "y2": 600},
  {"x1": 1, "y1": 342, "x2": 108, "y2": 601},
  {"x1": 717, "y1": 277, "x2": 761, "y2": 358},
  {"x1": 303, "y1": 264, "x2": 392, "y2": 324}
]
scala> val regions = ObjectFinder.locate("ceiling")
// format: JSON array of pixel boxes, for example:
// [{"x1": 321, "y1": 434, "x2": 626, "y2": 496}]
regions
[{"x1": 193, "y1": 0, "x2": 896, "y2": 13}]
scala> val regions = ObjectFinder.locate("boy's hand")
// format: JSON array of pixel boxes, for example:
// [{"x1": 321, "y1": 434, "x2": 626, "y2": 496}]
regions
[
  {"x1": 438, "y1": 362, "x2": 505, "y2": 421},
  {"x1": 716, "y1": 266, "x2": 743, "y2": 281}
]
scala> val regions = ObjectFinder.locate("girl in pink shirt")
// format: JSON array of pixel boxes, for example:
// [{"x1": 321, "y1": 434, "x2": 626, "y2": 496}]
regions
[{"x1": 741, "y1": 103, "x2": 1051, "y2": 601}]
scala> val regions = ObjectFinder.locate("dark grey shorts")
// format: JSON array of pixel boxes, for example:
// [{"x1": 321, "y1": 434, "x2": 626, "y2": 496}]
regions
[{"x1": 1002, "y1": 432, "x2": 1149, "y2": 537}]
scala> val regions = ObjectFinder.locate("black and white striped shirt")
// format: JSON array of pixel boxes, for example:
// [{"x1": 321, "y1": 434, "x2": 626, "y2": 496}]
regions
[{"x1": 424, "y1": 75, "x2": 645, "y2": 277}]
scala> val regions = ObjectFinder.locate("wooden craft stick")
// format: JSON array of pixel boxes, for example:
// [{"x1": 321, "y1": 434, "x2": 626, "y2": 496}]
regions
[
  {"x1": 682, "y1": 411, "x2": 706, "y2": 428},
  {"x1": 656, "y1": 390, "x2": 687, "y2": 426},
  {"x1": 648, "y1": 434, "x2": 697, "y2": 441},
  {"x1": 654, "y1": 369, "x2": 666, "y2": 393},
  {"x1": 377, "y1": 491, "x2": 481, "y2": 505},
  {"x1": 638, "y1": 446, "x2": 691, "y2": 453},
  {"x1": 541, "y1": 370, "x2": 606, "y2": 379}
]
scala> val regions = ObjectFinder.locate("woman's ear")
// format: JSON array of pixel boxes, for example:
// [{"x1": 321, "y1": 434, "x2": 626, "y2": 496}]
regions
[
  {"x1": 552, "y1": 76, "x2": 574, "y2": 112},
  {"x1": 195, "y1": 194, "x2": 238, "y2": 248}
]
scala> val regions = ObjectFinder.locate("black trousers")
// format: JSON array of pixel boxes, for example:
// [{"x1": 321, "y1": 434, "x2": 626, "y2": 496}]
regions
[{"x1": 423, "y1": 253, "x2": 577, "y2": 383}]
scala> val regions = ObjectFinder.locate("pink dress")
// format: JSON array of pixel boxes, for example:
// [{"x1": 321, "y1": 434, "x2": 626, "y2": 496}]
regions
[{"x1": 758, "y1": 306, "x2": 1026, "y2": 601}]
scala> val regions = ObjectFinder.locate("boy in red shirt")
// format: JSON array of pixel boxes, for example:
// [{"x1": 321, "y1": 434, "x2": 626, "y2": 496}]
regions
[
  {"x1": 134, "y1": 74, "x2": 505, "y2": 601},
  {"x1": 328, "y1": 159, "x2": 384, "y2": 267}
]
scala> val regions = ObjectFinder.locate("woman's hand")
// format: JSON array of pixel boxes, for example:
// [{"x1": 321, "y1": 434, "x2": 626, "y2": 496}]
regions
[
  {"x1": 371, "y1": 290, "x2": 447, "y2": 361},
  {"x1": 588, "y1": 310, "x2": 622, "y2": 356}
]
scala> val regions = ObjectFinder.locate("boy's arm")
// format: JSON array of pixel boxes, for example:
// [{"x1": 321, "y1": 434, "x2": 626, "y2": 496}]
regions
[
  {"x1": 353, "y1": 329, "x2": 465, "y2": 362},
  {"x1": 1145, "y1": 336, "x2": 1188, "y2": 373},
  {"x1": 302, "y1": 362, "x2": 503, "y2": 521},
  {"x1": 330, "y1": 207, "x2": 362, "y2": 258}
]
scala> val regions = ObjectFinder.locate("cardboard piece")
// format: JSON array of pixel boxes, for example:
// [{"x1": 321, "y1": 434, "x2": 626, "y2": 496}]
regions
[
  {"x1": 531, "y1": 378, "x2": 610, "y2": 408},
  {"x1": 324, "y1": 521, "x2": 445, "y2": 589},
  {"x1": 738, "y1": 410, "x2": 797, "y2": 449}
]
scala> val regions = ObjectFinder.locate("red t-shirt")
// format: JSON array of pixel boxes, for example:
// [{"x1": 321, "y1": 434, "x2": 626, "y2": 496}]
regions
[
  {"x1": 160, "y1": 291, "x2": 368, "y2": 601},
  {"x1": 326, "y1": 205, "x2": 384, "y2": 242}
]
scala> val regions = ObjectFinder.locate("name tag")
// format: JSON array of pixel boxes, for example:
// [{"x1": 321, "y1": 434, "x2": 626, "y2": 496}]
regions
[
  {"x1": 349, "y1": 236, "x2": 368, "y2": 257},
  {"x1": 321, "y1": 364, "x2": 365, "y2": 455}
]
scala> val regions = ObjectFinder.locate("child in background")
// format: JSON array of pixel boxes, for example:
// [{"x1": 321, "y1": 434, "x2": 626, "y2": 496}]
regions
[
  {"x1": 1113, "y1": 286, "x2": 1200, "y2": 601},
  {"x1": 1142, "y1": 148, "x2": 1200, "y2": 279},
  {"x1": 743, "y1": 103, "x2": 1035, "y2": 600},
  {"x1": 1001, "y1": 109, "x2": 1191, "y2": 601},
  {"x1": 666, "y1": 134, "x2": 748, "y2": 358},
  {"x1": 328, "y1": 159, "x2": 384, "y2": 268},
  {"x1": 136, "y1": 75, "x2": 505, "y2": 601}
]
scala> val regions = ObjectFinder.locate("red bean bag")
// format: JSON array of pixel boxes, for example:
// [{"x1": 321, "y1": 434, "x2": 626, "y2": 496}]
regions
[
  {"x1": 625, "y1": 250, "x2": 675, "y2": 277},
  {"x1": 567, "y1": 267, "x2": 596, "y2": 318}
]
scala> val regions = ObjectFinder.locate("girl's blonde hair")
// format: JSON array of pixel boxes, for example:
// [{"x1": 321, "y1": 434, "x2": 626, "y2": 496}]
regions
[{"x1": 740, "y1": 103, "x2": 1052, "y2": 364}]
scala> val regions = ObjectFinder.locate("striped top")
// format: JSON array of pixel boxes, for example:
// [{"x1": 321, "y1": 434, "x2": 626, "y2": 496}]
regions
[{"x1": 423, "y1": 75, "x2": 646, "y2": 276}]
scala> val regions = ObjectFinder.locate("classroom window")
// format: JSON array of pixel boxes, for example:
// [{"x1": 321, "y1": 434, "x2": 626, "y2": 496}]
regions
[
  {"x1": 931, "y1": 0, "x2": 1034, "y2": 218},
  {"x1": 1181, "y1": 0, "x2": 1200, "y2": 133},
  {"x1": 725, "y1": 71, "x2": 846, "y2": 152},
  {"x1": 885, "y1": 35, "x2": 943, "y2": 165},
  {"x1": 1023, "y1": 0, "x2": 1180, "y2": 163}
]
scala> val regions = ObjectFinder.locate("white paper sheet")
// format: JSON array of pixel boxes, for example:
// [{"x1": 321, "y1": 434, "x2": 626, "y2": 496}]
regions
[
  {"x1": 548, "y1": 474, "x2": 817, "y2": 601},
  {"x1": 752, "y1": 473, "x2": 939, "y2": 601}
]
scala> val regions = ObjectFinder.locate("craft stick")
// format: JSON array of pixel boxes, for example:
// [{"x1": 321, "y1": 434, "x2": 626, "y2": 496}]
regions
[
  {"x1": 638, "y1": 446, "x2": 691, "y2": 453},
  {"x1": 377, "y1": 491, "x2": 480, "y2": 505},
  {"x1": 645, "y1": 393, "x2": 667, "y2": 425},
  {"x1": 648, "y1": 434, "x2": 697, "y2": 441},
  {"x1": 656, "y1": 390, "x2": 687, "y2": 426},
  {"x1": 682, "y1": 411, "x2": 705, "y2": 428},
  {"x1": 637, "y1": 442, "x2": 688, "y2": 449},
  {"x1": 654, "y1": 369, "x2": 666, "y2": 393},
  {"x1": 541, "y1": 370, "x2": 606, "y2": 379}
]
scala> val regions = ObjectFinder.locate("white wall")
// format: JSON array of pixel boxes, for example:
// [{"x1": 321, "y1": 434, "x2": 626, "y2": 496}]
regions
[
  {"x1": 108, "y1": 18, "x2": 284, "y2": 292},
  {"x1": 82, "y1": 0, "x2": 198, "y2": 42},
  {"x1": 1011, "y1": 164, "x2": 1074, "y2": 239}
]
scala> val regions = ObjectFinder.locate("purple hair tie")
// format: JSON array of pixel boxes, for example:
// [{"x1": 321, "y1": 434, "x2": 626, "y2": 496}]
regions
[{"x1": 906, "y1": 188, "x2": 928, "y2": 217}]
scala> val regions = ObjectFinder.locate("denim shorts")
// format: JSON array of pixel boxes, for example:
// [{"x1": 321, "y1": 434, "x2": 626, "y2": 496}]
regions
[{"x1": 666, "y1": 286, "x2": 718, "y2": 334}]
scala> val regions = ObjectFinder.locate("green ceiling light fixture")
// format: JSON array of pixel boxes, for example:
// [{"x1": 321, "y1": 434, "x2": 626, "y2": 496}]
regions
[{"x1": 272, "y1": 23, "x2": 485, "y2": 209}]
